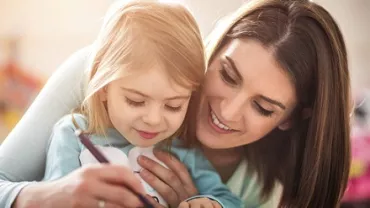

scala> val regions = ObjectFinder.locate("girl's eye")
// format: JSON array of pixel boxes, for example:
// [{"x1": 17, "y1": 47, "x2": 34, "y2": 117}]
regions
[
  {"x1": 125, "y1": 97, "x2": 145, "y2": 107},
  {"x1": 165, "y1": 105, "x2": 182, "y2": 112}
]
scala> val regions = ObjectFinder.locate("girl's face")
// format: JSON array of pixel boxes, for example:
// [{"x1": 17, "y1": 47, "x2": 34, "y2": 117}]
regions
[
  {"x1": 197, "y1": 39, "x2": 298, "y2": 149},
  {"x1": 101, "y1": 64, "x2": 192, "y2": 147}
]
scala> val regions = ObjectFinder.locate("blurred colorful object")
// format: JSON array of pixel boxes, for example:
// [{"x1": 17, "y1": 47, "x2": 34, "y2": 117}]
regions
[
  {"x1": 343, "y1": 96, "x2": 370, "y2": 202},
  {"x1": 0, "y1": 37, "x2": 43, "y2": 140},
  {"x1": 349, "y1": 159, "x2": 367, "y2": 178},
  {"x1": 344, "y1": 135, "x2": 370, "y2": 202}
]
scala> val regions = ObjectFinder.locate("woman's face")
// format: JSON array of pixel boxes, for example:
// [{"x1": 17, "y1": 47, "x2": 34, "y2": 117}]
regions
[{"x1": 196, "y1": 39, "x2": 298, "y2": 149}]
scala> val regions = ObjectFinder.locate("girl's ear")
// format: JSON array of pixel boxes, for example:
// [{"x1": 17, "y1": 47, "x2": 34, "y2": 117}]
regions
[{"x1": 99, "y1": 86, "x2": 108, "y2": 102}]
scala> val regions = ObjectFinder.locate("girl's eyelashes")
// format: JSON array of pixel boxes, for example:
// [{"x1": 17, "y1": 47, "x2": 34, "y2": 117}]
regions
[
  {"x1": 126, "y1": 97, "x2": 183, "y2": 112},
  {"x1": 125, "y1": 97, "x2": 145, "y2": 107},
  {"x1": 165, "y1": 105, "x2": 182, "y2": 112}
]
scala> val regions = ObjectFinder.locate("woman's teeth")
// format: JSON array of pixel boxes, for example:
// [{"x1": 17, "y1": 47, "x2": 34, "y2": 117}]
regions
[{"x1": 211, "y1": 110, "x2": 232, "y2": 131}]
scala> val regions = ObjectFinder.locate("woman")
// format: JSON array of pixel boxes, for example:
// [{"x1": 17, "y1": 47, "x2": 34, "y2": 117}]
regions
[{"x1": 0, "y1": 0, "x2": 351, "y2": 207}]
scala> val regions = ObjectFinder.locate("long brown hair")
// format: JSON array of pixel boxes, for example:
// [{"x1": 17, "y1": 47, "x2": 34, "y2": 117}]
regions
[{"x1": 206, "y1": 0, "x2": 351, "y2": 207}]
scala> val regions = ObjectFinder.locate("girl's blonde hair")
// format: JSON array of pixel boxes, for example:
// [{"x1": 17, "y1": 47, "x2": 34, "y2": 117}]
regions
[{"x1": 80, "y1": 0, "x2": 205, "y2": 138}]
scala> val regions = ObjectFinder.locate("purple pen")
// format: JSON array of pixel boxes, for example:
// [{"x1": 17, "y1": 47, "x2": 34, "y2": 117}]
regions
[{"x1": 74, "y1": 129, "x2": 154, "y2": 208}]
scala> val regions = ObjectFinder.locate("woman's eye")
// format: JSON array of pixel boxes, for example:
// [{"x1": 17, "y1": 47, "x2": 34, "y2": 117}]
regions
[
  {"x1": 125, "y1": 97, "x2": 145, "y2": 107},
  {"x1": 165, "y1": 105, "x2": 182, "y2": 112},
  {"x1": 254, "y1": 101, "x2": 274, "y2": 117},
  {"x1": 219, "y1": 64, "x2": 237, "y2": 86}
]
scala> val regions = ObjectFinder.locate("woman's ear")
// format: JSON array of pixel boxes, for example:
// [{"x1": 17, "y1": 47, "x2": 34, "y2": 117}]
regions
[
  {"x1": 302, "y1": 107, "x2": 312, "y2": 119},
  {"x1": 278, "y1": 119, "x2": 292, "y2": 131},
  {"x1": 278, "y1": 107, "x2": 312, "y2": 131}
]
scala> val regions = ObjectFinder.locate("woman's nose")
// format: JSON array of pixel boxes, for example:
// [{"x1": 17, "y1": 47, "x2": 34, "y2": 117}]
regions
[{"x1": 220, "y1": 95, "x2": 246, "y2": 122}]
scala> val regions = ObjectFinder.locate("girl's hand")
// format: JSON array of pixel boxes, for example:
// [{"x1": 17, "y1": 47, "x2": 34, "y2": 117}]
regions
[
  {"x1": 138, "y1": 150, "x2": 198, "y2": 207},
  {"x1": 143, "y1": 194, "x2": 168, "y2": 208}
]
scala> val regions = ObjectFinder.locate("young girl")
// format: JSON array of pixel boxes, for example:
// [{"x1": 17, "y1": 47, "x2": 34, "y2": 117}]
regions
[{"x1": 41, "y1": 1, "x2": 241, "y2": 208}]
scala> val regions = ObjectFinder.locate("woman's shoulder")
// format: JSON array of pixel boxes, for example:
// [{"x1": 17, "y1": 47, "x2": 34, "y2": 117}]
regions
[{"x1": 227, "y1": 159, "x2": 282, "y2": 207}]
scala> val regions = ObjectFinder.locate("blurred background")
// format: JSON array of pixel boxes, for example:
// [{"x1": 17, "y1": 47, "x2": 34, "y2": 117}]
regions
[{"x1": 0, "y1": 0, "x2": 369, "y2": 206}]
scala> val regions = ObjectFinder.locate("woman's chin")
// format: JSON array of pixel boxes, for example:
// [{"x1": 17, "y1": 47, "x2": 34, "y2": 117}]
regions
[
  {"x1": 196, "y1": 113, "x2": 233, "y2": 149},
  {"x1": 196, "y1": 127, "x2": 225, "y2": 149}
]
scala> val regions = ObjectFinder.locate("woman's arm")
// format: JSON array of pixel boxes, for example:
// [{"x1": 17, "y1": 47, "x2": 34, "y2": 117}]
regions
[
  {"x1": 0, "y1": 46, "x2": 91, "y2": 207},
  {"x1": 23, "y1": 114, "x2": 146, "y2": 208}
]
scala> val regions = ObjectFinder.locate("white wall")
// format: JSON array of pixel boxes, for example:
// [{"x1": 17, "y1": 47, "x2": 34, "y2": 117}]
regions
[
  {"x1": 0, "y1": 0, "x2": 369, "y2": 88},
  {"x1": 183, "y1": 0, "x2": 244, "y2": 37},
  {"x1": 0, "y1": 0, "x2": 244, "y2": 78},
  {"x1": 0, "y1": 0, "x2": 112, "y2": 78},
  {"x1": 315, "y1": 0, "x2": 370, "y2": 91}
]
